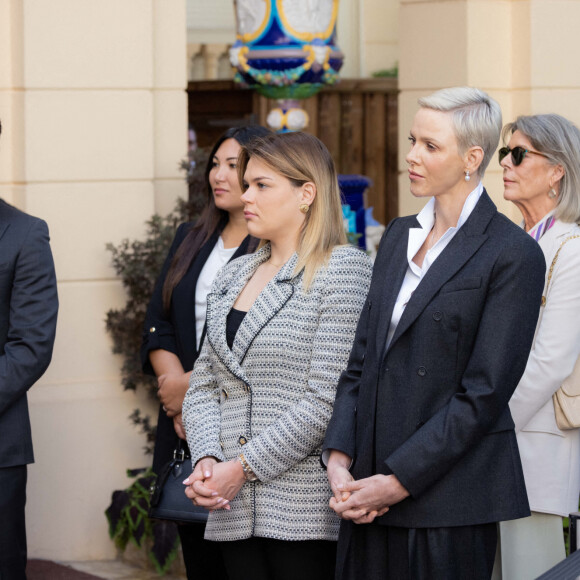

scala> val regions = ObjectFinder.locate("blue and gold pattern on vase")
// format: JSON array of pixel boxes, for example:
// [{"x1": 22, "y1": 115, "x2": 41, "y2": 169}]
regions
[
  {"x1": 339, "y1": 174, "x2": 372, "y2": 250},
  {"x1": 230, "y1": 0, "x2": 343, "y2": 102}
]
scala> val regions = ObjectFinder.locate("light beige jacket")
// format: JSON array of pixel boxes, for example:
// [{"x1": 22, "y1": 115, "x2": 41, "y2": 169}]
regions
[{"x1": 509, "y1": 219, "x2": 580, "y2": 517}]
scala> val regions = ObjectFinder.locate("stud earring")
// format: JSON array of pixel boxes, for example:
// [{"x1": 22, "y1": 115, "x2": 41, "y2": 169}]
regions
[
  {"x1": 299, "y1": 204, "x2": 310, "y2": 214},
  {"x1": 464, "y1": 170, "x2": 471, "y2": 182},
  {"x1": 548, "y1": 188, "x2": 557, "y2": 199}
]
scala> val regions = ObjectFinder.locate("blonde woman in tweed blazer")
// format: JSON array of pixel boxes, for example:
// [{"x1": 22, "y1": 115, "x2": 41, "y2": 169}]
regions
[{"x1": 182, "y1": 132, "x2": 372, "y2": 580}]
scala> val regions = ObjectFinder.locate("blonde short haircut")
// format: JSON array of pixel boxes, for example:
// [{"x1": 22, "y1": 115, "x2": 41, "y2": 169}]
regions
[
  {"x1": 238, "y1": 132, "x2": 346, "y2": 290},
  {"x1": 418, "y1": 87, "x2": 502, "y2": 178}
]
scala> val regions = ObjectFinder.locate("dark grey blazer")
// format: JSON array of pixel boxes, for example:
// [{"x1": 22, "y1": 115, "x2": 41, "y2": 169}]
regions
[
  {"x1": 324, "y1": 191, "x2": 546, "y2": 527},
  {"x1": 0, "y1": 199, "x2": 58, "y2": 468}
]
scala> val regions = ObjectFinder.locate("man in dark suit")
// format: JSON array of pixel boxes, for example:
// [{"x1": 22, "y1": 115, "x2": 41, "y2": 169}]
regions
[{"x1": 0, "y1": 119, "x2": 58, "y2": 579}]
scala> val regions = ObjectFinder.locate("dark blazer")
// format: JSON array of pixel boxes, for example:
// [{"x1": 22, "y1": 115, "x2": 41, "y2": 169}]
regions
[
  {"x1": 141, "y1": 222, "x2": 254, "y2": 475},
  {"x1": 0, "y1": 199, "x2": 58, "y2": 468},
  {"x1": 324, "y1": 192, "x2": 546, "y2": 528}
]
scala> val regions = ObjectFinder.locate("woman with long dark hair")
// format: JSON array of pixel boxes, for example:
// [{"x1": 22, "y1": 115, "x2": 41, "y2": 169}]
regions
[{"x1": 141, "y1": 125, "x2": 270, "y2": 578}]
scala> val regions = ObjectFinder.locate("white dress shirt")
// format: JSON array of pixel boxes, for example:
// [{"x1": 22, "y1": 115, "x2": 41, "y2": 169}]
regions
[
  {"x1": 194, "y1": 236, "x2": 238, "y2": 350},
  {"x1": 386, "y1": 182, "x2": 484, "y2": 348}
]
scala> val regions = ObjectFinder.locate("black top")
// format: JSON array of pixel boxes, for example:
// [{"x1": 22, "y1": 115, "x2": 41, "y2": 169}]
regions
[
  {"x1": 225, "y1": 308, "x2": 247, "y2": 349},
  {"x1": 141, "y1": 221, "x2": 255, "y2": 475}
]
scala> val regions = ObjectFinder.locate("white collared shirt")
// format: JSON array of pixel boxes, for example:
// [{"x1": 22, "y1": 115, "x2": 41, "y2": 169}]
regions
[
  {"x1": 385, "y1": 182, "x2": 484, "y2": 348},
  {"x1": 195, "y1": 236, "x2": 238, "y2": 350}
]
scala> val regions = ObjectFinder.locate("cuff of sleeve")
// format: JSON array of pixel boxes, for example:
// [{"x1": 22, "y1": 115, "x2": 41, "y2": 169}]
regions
[
  {"x1": 141, "y1": 333, "x2": 180, "y2": 374},
  {"x1": 238, "y1": 453, "x2": 259, "y2": 482},
  {"x1": 190, "y1": 449, "x2": 226, "y2": 468},
  {"x1": 320, "y1": 449, "x2": 354, "y2": 470},
  {"x1": 381, "y1": 459, "x2": 416, "y2": 499},
  {"x1": 238, "y1": 446, "x2": 272, "y2": 483}
]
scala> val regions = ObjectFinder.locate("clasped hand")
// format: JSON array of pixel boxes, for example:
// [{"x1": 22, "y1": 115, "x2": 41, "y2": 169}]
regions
[
  {"x1": 183, "y1": 456, "x2": 245, "y2": 511},
  {"x1": 157, "y1": 371, "x2": 190, "y2": 417},
  {"x1": 327, "y1": 450, "x2": 409, "y2": 524}
]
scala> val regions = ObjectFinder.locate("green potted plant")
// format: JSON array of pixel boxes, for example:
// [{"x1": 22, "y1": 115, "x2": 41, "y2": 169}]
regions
[{"x1": 104, "y1": 147, "x2": 208, "y2": 574}]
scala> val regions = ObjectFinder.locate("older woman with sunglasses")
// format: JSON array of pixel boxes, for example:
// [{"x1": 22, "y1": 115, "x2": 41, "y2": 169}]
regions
[{"x1": 493, "y1": 114, "x2": 580, "y2": 579}]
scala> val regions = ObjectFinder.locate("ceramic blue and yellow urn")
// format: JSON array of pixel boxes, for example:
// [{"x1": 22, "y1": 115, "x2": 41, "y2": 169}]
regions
[{"x1": 230, "y1": 0, "x2": 344, "y2": 131}]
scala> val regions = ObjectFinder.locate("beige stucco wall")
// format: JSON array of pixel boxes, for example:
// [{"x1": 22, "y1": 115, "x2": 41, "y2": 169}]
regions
[
  {"x1": 338, "y1": 0, "x2": 400, "y2": 77},
  {"x1": 360, "y1": 0, "x2": 399, "y2": 76},
  {"x1": 397, "y1": 0, "x2": 580, "y2": 220},
  {"x1": 0, "y1": 0, "x2": 187, "y2": 561}
]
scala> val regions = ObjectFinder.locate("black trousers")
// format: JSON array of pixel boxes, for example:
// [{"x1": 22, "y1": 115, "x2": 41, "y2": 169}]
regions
[
  {"x1": 220, "y1": 537, "x2": 337, "y2": 580},
  {"x1": 0, "y1": 465, "x2": 27, "y2": 580},
  {"x1": 337, "y1": 520, "x2": 497, "y2": 580},
  {"x1": 178, "y1": 523, "x2": 228, "y2": 580}
]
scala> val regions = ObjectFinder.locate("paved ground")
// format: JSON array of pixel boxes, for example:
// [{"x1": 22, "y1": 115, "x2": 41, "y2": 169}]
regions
[
  {"x1": 28, "y1": 560, "x2": 102, "y2": 580},
  {"x1": 27, "y1": 559, "x2": 187, "y2": 580},
  {"x1": 67, "y1": 560, "x2": 186, "y2": 580}
]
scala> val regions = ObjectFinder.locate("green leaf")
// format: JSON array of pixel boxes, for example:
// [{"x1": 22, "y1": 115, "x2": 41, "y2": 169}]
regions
[
  {"x1": 149, "y1": 521, "x2": 180, "y2": 575},
  {"x1": 105, "y1": 151, "x2": 210, "y2": 573}
]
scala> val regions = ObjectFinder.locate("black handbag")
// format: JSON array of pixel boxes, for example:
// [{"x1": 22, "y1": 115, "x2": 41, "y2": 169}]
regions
[{"x1": 149, "y1": 440, "x2": 209, "y2": 524}]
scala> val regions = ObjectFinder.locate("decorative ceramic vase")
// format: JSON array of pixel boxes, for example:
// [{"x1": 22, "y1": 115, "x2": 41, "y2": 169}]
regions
[
  {"x1": 339, "y1": 174, "x2": 372, "y2": 249},
  {"x1": 230, "y1": 0, "x2": 343, "y2": 131}
]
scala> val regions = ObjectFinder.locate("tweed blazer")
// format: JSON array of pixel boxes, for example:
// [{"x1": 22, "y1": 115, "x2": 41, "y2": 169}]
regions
[
  {"x1": 183, "y1": 243, "x2": 372, "y2": 541},
  {"x1": 509, "y1": 219, "x2": 580, "y2": 517}
]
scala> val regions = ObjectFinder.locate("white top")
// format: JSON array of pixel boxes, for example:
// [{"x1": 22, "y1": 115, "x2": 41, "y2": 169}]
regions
[
  {"x1": 386, "y1": 183, "x2": 484, "y2": 348},
  {"x1": 194, "y1": 236, "x2": 238, "y2": 350}
]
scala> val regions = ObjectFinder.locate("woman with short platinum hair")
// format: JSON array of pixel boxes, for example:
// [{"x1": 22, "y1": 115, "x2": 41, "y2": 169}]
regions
[
  {"x1": 324, "y1": 87, "x2": 544, "y2": 579},
  {"x1": 417, "y1": 86, "x2": 502, "y2": 180}
]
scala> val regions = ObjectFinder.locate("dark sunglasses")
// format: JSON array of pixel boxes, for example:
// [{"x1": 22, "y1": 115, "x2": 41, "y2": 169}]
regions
[{"x1": 498, "y1": 146, "x2": 548, "y2": 166}]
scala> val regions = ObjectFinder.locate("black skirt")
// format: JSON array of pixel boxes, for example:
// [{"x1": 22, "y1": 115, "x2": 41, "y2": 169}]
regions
[{"x1": 336, "y1": 519, "x2": 497, "y2": 580}]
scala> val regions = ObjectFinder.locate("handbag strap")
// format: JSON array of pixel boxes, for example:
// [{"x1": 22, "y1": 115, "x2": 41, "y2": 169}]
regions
[
  {"x1": 542, "y1": 235, "x2": 580, "y2": 306},
  {"x1": 173, "y1": 438, "x2": 191, "y2": 462}
]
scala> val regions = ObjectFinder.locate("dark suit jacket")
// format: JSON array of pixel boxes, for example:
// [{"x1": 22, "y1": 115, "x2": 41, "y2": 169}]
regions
[
  {"x1": 0, "y1": 199, "x2": 58, "y2": 468},
  {"x1": 324, "y1": 192, "x2": 546, "y2": 528},
  {"x1": 141, "y1": 222, "x2": 254, "y2": 475}
]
